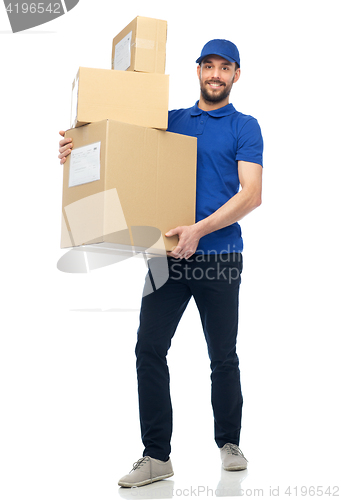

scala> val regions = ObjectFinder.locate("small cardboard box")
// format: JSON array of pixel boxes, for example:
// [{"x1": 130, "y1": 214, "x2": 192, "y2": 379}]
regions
[
  {"x1": 70, "y1": 67, "x2": 169, "y2": 129},
  {"x1": 61, "y1": 120, "x2": 197, "y2": 255},
  {"x1": 111, "y1": 16, "x2": 167, "y2": 73}
]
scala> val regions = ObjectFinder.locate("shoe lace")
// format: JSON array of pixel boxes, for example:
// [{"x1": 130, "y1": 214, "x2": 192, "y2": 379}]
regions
[
  {"x1": 130, "y1": 457, "x2": 150, "y2": 472},
  {"x1": 222, "y1": 443, "x2": 248, "y2": 461}
]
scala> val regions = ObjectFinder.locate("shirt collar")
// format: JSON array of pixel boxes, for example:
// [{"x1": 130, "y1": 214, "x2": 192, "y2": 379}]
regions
[{"x1": 190, "y1": 101, "x2": 236, "y2": 117}]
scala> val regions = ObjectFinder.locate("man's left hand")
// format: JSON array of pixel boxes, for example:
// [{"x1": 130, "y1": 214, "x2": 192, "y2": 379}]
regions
[{"x1": 165, "y1": 225, "x2": 201, "y2": 259}]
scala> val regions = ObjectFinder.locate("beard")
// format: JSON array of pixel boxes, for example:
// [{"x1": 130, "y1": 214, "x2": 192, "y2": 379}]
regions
[{"x1": 200, "y1": 79, "x2": 233, "y2": 103}]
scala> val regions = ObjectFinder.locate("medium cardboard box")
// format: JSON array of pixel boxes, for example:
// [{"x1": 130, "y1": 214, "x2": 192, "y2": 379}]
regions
[
  {"x1": 111, "y1": 16, "x2": 167, "y2": 73},
  {"x1": 70, "y1": 67, "x2": 169, "y2": 129},
  {"x1": 61, "y1": 120, "x2": 197, "y2": 254}
]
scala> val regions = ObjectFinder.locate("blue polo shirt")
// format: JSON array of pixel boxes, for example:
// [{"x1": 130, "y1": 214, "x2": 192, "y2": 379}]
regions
[{"x1": 167, "y1": 101, "x2": 263, "y2": 254}]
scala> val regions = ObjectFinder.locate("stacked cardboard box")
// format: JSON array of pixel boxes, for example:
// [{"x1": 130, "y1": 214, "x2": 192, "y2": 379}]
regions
[
  {"x1": 70, "y1": 67, "x2": 169, "y2": 130},
  {"x1": 61, "y1": 17, "x2": 197, "y2": 255},
  {"x1": 111, "y1": 16, "x2": 167, "y2": 73}
]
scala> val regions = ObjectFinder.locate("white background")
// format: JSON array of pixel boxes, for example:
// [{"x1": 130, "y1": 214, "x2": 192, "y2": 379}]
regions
[{"x1": 1, "y1": 1, "x2": 340, "y2": 498}]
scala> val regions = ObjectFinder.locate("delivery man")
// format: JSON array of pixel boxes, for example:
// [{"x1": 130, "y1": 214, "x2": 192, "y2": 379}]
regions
[{"x1": 58, "y1": 39, "x2": 263, "y2": 488}]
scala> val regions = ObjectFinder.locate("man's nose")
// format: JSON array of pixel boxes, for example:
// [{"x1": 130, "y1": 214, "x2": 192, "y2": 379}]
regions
[{"x1": 211, "y1": 69, "x2": 222, "y2": 79}]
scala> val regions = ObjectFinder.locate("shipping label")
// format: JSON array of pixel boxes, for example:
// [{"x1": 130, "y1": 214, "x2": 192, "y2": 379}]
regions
[{"x1": 69, "y1": 141, "x2": 101, "y2": 187}]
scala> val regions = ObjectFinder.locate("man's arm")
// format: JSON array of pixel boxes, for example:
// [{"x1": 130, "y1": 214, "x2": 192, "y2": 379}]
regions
[{"x1": 166, "y1": 161, "x2": 263, "y2": 259}]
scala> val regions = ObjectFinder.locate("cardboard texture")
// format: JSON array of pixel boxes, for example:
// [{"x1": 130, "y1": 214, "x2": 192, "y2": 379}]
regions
[
  {"x1": 111, "y1": 16, "x2": 167, "y2": 73},
  {"x1": 61, "y1": 120, "x2": 197, "y2": 254},
  {"x1": 70, "y1": 67, "x2": 169, "y2": 129}
]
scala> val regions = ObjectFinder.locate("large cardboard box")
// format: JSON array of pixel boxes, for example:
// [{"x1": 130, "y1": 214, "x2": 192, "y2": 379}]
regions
[
  {"x1": 70, "y1": 67, "x2": 169, "y2": 129},
  {"x1": 61, "y1": 120, "x2": 197, "y2": 255},
  {"x1": 111, "y1": 16, "x2": 167, "y2": 73}
]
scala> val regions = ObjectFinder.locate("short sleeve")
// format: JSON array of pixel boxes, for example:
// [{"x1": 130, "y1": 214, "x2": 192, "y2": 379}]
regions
[{"x1": 235, "y1": 117, "x2": 263, "y2": 167}]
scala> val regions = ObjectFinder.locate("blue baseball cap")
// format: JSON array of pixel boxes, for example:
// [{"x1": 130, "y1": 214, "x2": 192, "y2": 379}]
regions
[{"x1": 196, "y1": 39, "x2": 240, "y2": 67}]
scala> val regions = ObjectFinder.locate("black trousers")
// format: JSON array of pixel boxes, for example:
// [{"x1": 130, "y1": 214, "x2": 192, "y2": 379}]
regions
[{"x1": 135, "y1": 253, "x2": 243, "y2": 461}]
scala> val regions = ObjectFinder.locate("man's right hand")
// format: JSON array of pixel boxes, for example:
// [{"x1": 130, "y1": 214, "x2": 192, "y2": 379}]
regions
[{"x1": 58, "y1": 130, "x2": 73, "y2": 165}]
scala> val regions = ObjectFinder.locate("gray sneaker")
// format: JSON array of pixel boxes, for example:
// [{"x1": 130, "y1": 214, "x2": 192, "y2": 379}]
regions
[
  {"x1": 118, "y1": 456, "x2": 174, "y2": 487},
  {"x1": 220, "y1": 443, "x2": 248, "y2": 471}
]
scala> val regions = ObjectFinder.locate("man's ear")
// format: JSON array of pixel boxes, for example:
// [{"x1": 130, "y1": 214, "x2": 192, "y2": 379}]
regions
[
  {"x1": 233, "y1": 68, "x2": 241, "y2": 83},
  {"x1": 197, "y1": 64, "x2": 202, "y2": 80}
]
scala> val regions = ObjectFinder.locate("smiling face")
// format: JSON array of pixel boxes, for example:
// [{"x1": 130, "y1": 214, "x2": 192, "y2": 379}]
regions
[{"x1": 197, "y1": 55, "x2": 240, "y2": 110}]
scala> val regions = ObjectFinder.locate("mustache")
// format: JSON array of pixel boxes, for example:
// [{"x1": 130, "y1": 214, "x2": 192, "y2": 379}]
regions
[{"x1": 205, "y1": 80, "x2": 226, "y2": 86}]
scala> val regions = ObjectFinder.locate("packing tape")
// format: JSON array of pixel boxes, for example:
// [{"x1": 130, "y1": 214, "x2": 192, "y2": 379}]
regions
[{"x1": 70, "y1": 75, "x2": 79, "y2": 128}]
